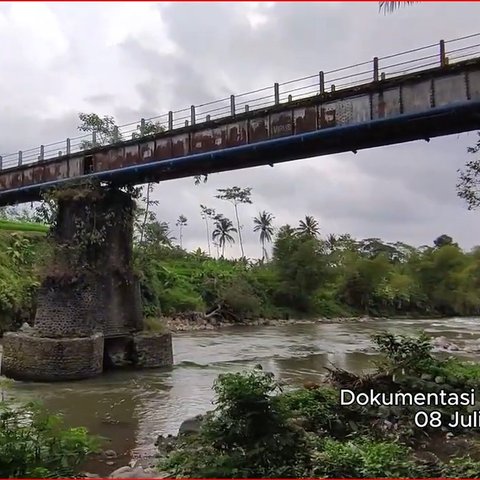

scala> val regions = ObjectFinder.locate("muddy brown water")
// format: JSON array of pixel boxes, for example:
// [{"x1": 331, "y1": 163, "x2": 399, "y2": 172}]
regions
[{"x1": 2, "y1": 317, "x2": 480, "y2": 474}]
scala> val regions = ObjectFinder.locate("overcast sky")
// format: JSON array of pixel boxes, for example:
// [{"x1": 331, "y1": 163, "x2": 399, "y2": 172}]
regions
[{"x1": 2, "y1": 1, "x2": 480, "y2": 258}]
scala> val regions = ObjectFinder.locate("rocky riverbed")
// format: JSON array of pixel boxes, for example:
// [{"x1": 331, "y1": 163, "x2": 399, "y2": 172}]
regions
[{"x1": 164, "y1": 312, "x2": 374, "y2": 332}]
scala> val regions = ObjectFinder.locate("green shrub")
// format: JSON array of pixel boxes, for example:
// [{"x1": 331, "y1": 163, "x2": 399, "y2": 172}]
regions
[
  {"x1": 218, "y1": 279, "x2": 261, "y2": 319},
  {"x1": 160, "y1": 369, "x2": 311, "y2": 478},
  {"x1": 0, "y1": 233, "x2": 43, "y2": 333},
  {"x1": 313, "y1": 289, "x2": 350, "y2": 317},
  {"x1": 441, "y1": 456, "x2": 480, "y2": 478},
  {"x1": 372, "y1": 331, "x2": 435, "y2": 374},
  {"x1": 312, "y1": 438, "x2": 422, "y2": 478},
  {"x1": 427, "y1": 358, "x2": 480, "y2": 387},
  {"x1": 159, "y1": 286, "x2": 205, "y2": 315},
  {"x1": 276, "y1": 386, "x2": 339, "y2": 431},
  {"x1": 0, "y1": 400, "x2": 99, "y2": 478}
]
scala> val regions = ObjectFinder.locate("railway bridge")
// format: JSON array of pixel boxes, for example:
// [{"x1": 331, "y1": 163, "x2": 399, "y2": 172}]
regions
[
  {"x1": 1, "y1": 34, "x2": 480, "y2": 206},
  {"x1": 1, "y1": 33, "x2": 480, "y2": 382}
]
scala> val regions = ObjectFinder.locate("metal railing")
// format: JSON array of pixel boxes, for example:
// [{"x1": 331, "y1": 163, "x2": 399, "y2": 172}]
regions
[{"x1": 1, "y1": 32, "x2": 479, "y2": 171}]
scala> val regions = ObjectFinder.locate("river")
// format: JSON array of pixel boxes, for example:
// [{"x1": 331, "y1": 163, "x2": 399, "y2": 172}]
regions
[{"x1": 3, "y1": 317, "x2": 480, "y2": 474}]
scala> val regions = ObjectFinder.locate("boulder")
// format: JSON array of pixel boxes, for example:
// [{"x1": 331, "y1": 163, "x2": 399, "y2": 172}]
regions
[
  {"x1": 178, "y1": 414, "x2": 204, "y2": 436},
  {"x1": 110, "y1": 466, "x2": 132, "y2": 477},
  {"x1": 155, "y1": 434, "x2": 177, "y2": 456},
  {"x1": 109, "y1": 466, "x2": 170, "y2": 478},
  {"x1": 433, "y1": 336, "x2": 449, "y2": 347},
  {"x1": 19, "y1": 322, "x2": 33, "y2": 333},
  {"x1": 433, "y1": 336, "x2": 461, "y2": 352},
  {"x1": 331, "y1": 419, "x2": 347, "y2": 437}
]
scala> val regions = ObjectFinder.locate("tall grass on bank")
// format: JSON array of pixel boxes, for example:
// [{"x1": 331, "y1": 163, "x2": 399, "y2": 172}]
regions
[{"x1": 0, "y1": 220, "x2": 49, "y2": 234}]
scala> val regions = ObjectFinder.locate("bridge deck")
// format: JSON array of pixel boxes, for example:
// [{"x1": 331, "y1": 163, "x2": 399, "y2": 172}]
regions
[{"x1": 1, "y1": 35, "x2": 480, "y2": 206}]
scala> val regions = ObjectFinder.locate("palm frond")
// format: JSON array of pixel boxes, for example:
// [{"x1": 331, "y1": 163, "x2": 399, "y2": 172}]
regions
[{"x1": 379, "y1": 1, "x2": 419, "y2": 14}]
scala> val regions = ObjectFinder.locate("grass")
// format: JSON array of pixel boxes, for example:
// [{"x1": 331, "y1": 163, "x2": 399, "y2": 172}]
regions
[
  {"x1": 0, "y1": 220, "x2": 49, "y2": 234},
  {"x1": 143, "y1": 317, "x2": 169, "y2": 333}
]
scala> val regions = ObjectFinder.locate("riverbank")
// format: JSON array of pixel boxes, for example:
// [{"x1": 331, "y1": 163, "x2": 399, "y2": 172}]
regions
[{"x1": 164, "y1": 312, "x2": 376, "y2": 332}]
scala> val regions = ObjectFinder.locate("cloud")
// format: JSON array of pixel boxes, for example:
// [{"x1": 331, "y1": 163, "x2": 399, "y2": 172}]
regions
[{"x1": 1, "y1": 2, "x2": 480, "y2": 256}]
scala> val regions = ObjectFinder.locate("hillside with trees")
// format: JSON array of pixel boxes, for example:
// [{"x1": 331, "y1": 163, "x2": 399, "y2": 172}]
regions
[{"x1": 2, "y1": 196, "x2": 480, "y2": 334}]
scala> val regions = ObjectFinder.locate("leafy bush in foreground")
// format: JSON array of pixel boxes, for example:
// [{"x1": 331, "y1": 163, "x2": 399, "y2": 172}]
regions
[
  {"x1": 0, "y1": 400, "x2": 99, "y2": 478},
  {"x1": 160, "y1": 369, "x2": 310, "y2": 478},
  {"x1": 159, "y1": 334, "x2": 480, "y2": 478}
]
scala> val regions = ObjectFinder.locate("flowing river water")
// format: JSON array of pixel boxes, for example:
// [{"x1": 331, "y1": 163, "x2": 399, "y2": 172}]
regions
[{"x1": 3, "y1": 317, "x2": 480, "y2": 474}]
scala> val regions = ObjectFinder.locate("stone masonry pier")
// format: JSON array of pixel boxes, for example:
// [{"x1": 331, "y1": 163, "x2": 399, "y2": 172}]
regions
[{"x1": 1, "y1": 185, "x2": 173, "y2": 381}]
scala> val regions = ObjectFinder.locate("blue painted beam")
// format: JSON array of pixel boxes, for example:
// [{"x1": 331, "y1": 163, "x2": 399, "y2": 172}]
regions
[{"x1": 1, "y1": 99, "x2": 480, "y2": 206}]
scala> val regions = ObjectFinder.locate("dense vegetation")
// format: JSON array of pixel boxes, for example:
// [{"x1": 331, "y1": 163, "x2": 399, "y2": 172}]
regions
[
  {"x1": 2, "y1": 199, "x2": 480, "y2": 333},
  {"x1": 158, "y1": 333, "x2": 480, "y2": 478},
  {"x1": 136, "y1": 222, "x2": 480, "y2": 322}
]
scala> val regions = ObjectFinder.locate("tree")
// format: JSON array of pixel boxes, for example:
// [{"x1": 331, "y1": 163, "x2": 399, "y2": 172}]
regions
[
  {"x1": 272, "y1": 224, "x2": 328, "y2": 312},
  {"x1": 253, "y1": 211, "x2": 275, "y2": 262},
  {"x1": 78, "y1": 112, "x2": 120, "y2": 149},
  {"x1": 325, "y1": 233, "x2": 338, "y2": 253},
  {"x1": 379, "y1": 1, "x2": 419, "y2": 14},
  {"x1": 434, "y1": 234, "x2": 456, "y2": 249},
  {"x1": 136, "y1": 183, "x2": 160, "y2": 246},
  {"x1": 358, "y1": 238, "x2": 411, "y2": 263},
  {"x1": 216, "y1": 187, "x2": 252, "y2": 258},
  {"x1": 200, "y1": 204, "x2": 216, "y2": 256},
  {"x1": 176, "y1": 214, "x2": 188, "y2": 249},
  {"x1": 297, "y1": 215, "x2": 320, "y2": 237},
  {"x1": 340, "y1": 254, "x2": 392, "y2": 314},
  {"x1": 132, "y1": 120, "x2": 165, "y2": 139},
  {"x1": 457, "y1": 133, "x2": 480, "y2": 210},
  {"x1": 212, "y1": 214, "x2": 237, "y2": 258},
  {"x1": 78, "y1": 112, "x2": 165, "y2": 151},
  {"x1": 194, "y1": 174, "x2": 208, "y2": 185},
  {"x1": 32, "y1": 199, "x2": 56, "y2": 226},
  {"x1": 327, "y1": 233, "x2": 359, "y2": 269},
  {"x1": 414, "y1": 243, "x2": 469, "y2": 315},
  {"x1": 143, "y1": 220, "x2": 175, "y2": 247}
]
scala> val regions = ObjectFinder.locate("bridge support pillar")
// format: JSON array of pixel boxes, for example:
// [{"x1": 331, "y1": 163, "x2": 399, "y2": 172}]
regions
[{"x1": 1, "y1": 185, "x2": 173, "y2": 381}]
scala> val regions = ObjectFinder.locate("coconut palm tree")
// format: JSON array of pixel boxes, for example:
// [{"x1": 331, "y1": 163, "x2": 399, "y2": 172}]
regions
[
  {"x1": 297, "y1": 215, "x2": 320, "y2": 237},
  {"x1": 326, "y1": 233, "x2": 338, "y2": 253},
  {"x1": 215, "y1": 186, "x2": 252, "y2": 258},
  {"x1": 200, "y1": 204, "x2": 216, "y2": 256},
  {"x1": 212, "y1": 215, "x2": 237, "y2": 258},
  {"x1": 379, "y1": 1, "x2": 418, "y2": 14},
  {"x1": 253, "y1": 211, "x2": 275, "y2": 261},
  {"x1": 176, "y1": 214, "x2": 188, "y2": 249}
]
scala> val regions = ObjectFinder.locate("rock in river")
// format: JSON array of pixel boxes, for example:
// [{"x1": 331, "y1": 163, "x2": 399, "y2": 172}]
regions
[
  {"x1": 178, "y1": 414, "x2": 204, "y2": 436},
  {"x1": 109, "y1": 466, "x2": 169, "y2": 478}
]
